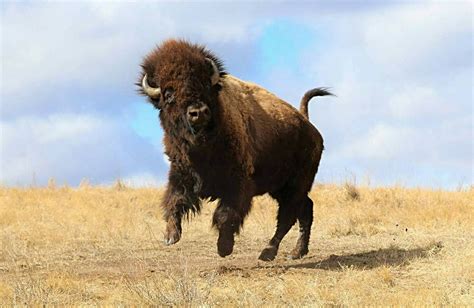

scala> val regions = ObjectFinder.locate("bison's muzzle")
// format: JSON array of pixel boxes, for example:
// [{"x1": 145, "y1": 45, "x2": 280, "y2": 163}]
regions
[{"x1": 186, "y1": 103, "x2": 211, "y2": 130}]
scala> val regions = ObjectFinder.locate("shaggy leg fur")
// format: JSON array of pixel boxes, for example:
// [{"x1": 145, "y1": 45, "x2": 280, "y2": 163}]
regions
[
  {"x1": 162, "y1": 187, "x2": 184, "y2": 245},
  {"x1": 213, "y1": 195, "x2": 252, "y2": 257},
  {"x1": 162, "y1": 165, "x2": 201, "y2": 245},
  {"x1": 289, "y1": 196, "x2": 313, "y2": 259},
  {"x1": 164, "y1": 214, "x2": 182, "y2": 245}
]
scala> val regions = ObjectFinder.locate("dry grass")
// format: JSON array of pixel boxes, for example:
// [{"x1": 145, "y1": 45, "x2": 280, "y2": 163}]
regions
[{"x1": 0, "y1": 183, "x2": 473, "y2": 305}]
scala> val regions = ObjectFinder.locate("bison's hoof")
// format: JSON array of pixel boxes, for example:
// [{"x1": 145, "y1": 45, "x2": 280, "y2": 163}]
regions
[
  {"x1": 164, "y1": 220, "x2": 182, "y2": 246},
  {"x1": 217, "y1": 233, "x2": 234, "y2": 257},
  {"x1": 288, "y1": 245, "x2": 309, "y2": 260},
  {"x1": 258, "y1": 246, "x2": 278, "y2": 261},
  {"x1": 288, "y1": 251, "x2": 308, "y2": 260},
  {"x1": 164, "y1": 230, "x2": 181, "y2": 246},
  {"x1": 217, "y1": 244, "x2": 233, "y2": 257}
]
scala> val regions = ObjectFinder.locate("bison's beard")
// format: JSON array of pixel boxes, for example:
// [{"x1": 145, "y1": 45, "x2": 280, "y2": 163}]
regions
[
  {"x1": 185, "y1": 117, "x2": 198, "y2": 136},
  {"x1": 185, "y1": 118, "x2": 208, "y2": 136},
  {"x1": 184, "y1": 116, "x2": 214, "y2": 144}
]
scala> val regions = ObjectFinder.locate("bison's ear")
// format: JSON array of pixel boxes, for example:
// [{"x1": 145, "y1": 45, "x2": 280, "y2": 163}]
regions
[
  {"x1": 148, "y1": 96, "x2": 163, "y2": 110},
  {"x1": 206, "y1": 58, "x2": 220, "y2": 86}
]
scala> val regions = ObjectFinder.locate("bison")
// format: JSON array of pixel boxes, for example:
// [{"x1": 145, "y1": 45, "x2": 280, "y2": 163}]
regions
[{"x1": 138, "y1": 39, "x2": 333, "y2": 261}]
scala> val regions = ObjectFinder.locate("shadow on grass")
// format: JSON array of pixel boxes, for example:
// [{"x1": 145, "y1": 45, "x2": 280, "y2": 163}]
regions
[{"x1": 283, "y1": 242, "x2": 443, "y2": 271}]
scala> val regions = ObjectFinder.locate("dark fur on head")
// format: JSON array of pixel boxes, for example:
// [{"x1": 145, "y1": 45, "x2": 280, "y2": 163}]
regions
[
  {"x1": 138, "y1": 39, "x2": 226, "y2": 109},
  {"x1": 138, "y1": 39, "x2": 227, "y2": 148}
]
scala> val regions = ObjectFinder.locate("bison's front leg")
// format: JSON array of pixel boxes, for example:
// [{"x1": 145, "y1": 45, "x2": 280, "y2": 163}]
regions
[
  {"x1": 162, "y1": 164, "x2": 201, "y2": 245},
  {"x1": 164, "y1": 212, "x2": 182, "y2": 245},
  {"x1": 213, "y1": 206, "x2": 240, "y2": 257},
  {"x1": 212, "y1": 195, "x2": 251, "y2": 257}
]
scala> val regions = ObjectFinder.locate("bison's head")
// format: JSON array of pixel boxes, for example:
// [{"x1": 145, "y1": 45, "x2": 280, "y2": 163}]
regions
[{"x1": 139, "y1": 39, "x2": 225, "y2": 142}]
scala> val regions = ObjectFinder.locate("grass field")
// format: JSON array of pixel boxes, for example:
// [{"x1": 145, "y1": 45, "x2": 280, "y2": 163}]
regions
[{"x1": 0, "y1": 182, "x2": 473, "y2": 306}]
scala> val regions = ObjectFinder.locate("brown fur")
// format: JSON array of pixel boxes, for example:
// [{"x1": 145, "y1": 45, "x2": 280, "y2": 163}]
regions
[{"x1": 139, "y1": 39, "x2": 333, "y2": 260}]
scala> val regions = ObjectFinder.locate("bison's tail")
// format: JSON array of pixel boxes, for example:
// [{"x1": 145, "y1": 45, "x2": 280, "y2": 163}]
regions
[{"x1": 299, "y1": 87, "x2": 334, "y2": 119}]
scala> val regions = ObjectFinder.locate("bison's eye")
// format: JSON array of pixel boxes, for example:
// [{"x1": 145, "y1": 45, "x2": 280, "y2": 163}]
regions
[{"x1": 163, "y1": 88, "x2": 175, "y2": 106}]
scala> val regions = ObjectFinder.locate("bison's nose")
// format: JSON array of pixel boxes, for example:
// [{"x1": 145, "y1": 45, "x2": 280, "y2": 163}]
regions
[{"x1": 186, "y1": 104, "x2": 210, "y2": 125}]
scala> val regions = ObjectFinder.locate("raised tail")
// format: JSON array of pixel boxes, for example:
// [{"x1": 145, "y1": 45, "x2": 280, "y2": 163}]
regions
[{"x1": 299, "y1": 87, "x2": 334, "y2": 119}]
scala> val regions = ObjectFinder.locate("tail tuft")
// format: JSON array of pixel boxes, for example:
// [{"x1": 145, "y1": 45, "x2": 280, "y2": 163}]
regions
[{"x1": 300, "y1": 87, "x2": 334, "y2": 119}]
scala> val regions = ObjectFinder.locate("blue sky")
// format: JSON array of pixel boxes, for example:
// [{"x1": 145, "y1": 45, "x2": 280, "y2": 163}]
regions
[{"x1": 1, "y1": 1, "x2": 472, "y2": 188}]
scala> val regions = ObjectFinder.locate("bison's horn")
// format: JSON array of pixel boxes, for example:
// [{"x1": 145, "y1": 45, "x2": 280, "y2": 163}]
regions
[
  {"x1": 206, "y1": 58, "x2": 220, "y2": 85},
  {"x1": 141, "y1": 74, "x2": 161, "y2": 99}
]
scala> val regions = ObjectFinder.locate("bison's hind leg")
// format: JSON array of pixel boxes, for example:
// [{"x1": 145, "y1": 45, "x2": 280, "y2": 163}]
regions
[
  {"x1": 289, "y1": 196, "x2": 313, "y2": 259},
  {"x1": 258, "y1": 189, "x2": 301, "y2": 261}
]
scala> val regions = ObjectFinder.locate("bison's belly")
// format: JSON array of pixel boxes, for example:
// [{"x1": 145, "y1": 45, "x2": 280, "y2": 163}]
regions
[
  {"x1": 251, "y1": 161, "x2": 293, "y2": 195},
  {"x1": 195, "y1": 163, "x2": 239, "y2": 200}
]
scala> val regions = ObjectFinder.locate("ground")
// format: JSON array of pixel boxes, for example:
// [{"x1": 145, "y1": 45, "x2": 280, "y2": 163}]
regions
[{"x1": 0, "y1": 183, "x2": 473, "y2": 305}]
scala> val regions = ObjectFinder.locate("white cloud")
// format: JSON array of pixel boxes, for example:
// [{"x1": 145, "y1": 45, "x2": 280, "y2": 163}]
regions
[
  {"x1": 0, "y1": 113, "x2": 167, "y2": 186},
  {"x1": 362, "y1": 1, "x2": 472, "y2": 76},
  {"x1": 387, "y1": 86, "x2": 449, "y2": 119},
  {"x1": 337, "y1": 115, "x2": 472, "y2": 166},
  {"x1": 162, "y1": 154, "x2": 170, "y2": 166},
  {"x1": 339, "y1": 123, "x2": 415, "y2": 160},
  {"x1": 1, "y1": 3, "x2": 156, "y2": 117}
]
